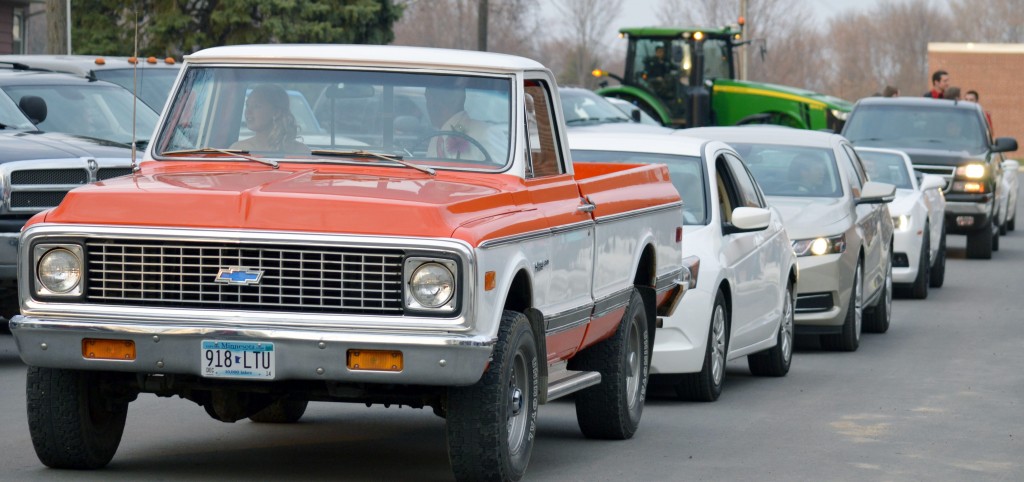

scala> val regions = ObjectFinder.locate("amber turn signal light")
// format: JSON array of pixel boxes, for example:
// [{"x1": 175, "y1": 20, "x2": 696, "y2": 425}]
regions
[
  {"x1": 347, "y1": 349, "x2": 403, "y2": 372},
  {"x1": 82, "y1": 338, "x2": 136, "y2": 360}
]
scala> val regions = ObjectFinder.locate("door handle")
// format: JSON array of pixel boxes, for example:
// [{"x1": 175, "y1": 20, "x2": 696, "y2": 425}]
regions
[{"x1": 577, "y1": 201, "x2": 596, "y2": 213}]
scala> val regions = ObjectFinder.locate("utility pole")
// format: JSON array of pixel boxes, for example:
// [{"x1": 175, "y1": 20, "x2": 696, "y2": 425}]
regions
[
  {"x1": 45, "y1": 0, "x2": 67, "y2": 54},
  {"x1": 477, "y1": 0, "x2": 488, "y2": 51},
  {"x1": 739, "y1": 0, "x2": 748, "y2": 80}
]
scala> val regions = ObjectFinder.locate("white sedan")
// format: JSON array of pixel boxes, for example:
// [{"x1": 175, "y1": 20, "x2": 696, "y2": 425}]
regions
[
  {"x1": 857, "y1": 147, "x2": 947, "y2": 298},
  {"x1": 569, "y1": 132, "x2": 798, "y2": 402}
]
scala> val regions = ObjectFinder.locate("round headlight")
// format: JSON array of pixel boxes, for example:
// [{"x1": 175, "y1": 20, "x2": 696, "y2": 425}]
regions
[
  {"x1": 810, "y1": 238, "x2": 830, "y2": 256},
  {"x1": 409, "y1": 263, "x2": 454, "y2": 308},
  {"x1": 38, "y1": 248, "x2": 82, "y2": 293}
]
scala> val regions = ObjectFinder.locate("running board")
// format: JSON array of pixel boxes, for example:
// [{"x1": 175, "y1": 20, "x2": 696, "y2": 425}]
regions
[{"x1": 544, "y1": 364, "x2": 601, "y2": 402}]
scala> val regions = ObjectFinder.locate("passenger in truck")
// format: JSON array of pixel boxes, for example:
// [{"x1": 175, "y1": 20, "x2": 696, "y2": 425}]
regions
[{"x1": 231, "y1": 84, "x2": 310, "y2": 154}]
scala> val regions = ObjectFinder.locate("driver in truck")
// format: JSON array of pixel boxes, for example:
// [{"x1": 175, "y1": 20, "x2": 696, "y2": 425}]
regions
[{"x1": 424, "y1": 84, "x2": 504, "y2": 162}]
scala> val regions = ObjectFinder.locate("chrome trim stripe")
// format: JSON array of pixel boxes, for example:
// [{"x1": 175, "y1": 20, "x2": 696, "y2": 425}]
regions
[
  {"x1": 478, "y1": 227, "x2": 551, "y2": 249},
  {"x1": 550, "y1": 220, "x2": 594, "y2": 235},
  {"x1": 545, "y1": 305, "x2": 593, "y2": 334},
  {"x1": 594, "y1": 201, "x2": 683, "y2": 225},
  {"x1": 593, "y1": 287, "x2": 632, "y2": 319},
  {"x1": 656, "y1": 269, "x2": 684, "y2": 293}
]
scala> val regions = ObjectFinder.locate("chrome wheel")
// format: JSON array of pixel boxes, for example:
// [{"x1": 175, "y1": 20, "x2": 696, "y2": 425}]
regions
[
  {"x1": 853, "y1": 264, "x2": 863, "y2": 342},
  {"x1": 780, "y1": 288, "x2": 794, "y2": 362},
  {"x1": 506, "y1": 349, "x2": 529, "y2": 455},
  {"x1": 625, "y1": 316, "x2": 642, "y2": 409},
  {"x1": 711, "y1": 304, "x2": 727, "y2": 386}
]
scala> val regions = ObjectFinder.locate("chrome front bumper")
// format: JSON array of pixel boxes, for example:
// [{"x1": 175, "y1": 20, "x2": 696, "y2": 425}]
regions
[{"x1": 10, "y1": 315, "x2": 495, "y2": 386}]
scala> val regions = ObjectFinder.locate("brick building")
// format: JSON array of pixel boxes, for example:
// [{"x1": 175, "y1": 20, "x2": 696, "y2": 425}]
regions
[
  {"x1": 0, "y1": 0, "x2": 31, "y2": 54},
  {"x1": 928, "y1": 42, "x2": 1023, "y2": 154}
]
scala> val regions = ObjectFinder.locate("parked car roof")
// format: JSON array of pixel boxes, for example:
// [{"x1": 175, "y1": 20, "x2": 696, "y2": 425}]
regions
[
  {"x1": 676, "y1": 125, "x2": 842, "y2": 148},
  {"x1": 568, "y1": 131, "x2": 706, "y2": 158}
]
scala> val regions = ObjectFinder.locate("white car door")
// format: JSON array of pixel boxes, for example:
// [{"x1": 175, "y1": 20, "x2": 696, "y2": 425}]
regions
[
  {"x1": 717, "y1": 152, "x2": 782, "y2": 349},
  {"x1": 841, "y1": 144, "x2": 886, "y2": 297}
]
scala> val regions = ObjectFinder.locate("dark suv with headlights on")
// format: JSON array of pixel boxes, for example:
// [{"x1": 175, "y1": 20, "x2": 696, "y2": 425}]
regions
[{"x1": 843, "y1": 97, "x2": 1017, "y2": 259}]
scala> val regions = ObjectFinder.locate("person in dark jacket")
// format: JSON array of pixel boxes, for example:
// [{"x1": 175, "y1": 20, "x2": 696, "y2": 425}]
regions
[{"x1": 924, "y1": 70, "x2": 949, "y2": 99}]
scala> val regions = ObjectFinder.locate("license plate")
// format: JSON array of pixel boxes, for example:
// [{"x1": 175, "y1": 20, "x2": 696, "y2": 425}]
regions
[{"x1": 201, "y1": 340, "x2": 275, "y2": 379}]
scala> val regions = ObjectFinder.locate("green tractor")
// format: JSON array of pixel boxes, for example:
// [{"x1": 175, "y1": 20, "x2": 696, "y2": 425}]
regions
[{"x1": 594, "y1": 26, "x2": 852, "y2": 131}]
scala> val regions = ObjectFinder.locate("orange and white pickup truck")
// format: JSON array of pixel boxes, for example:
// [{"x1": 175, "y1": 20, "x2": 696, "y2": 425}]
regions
[{"x1": 11, "y1": 45, "x2": 684, "y2": 481}]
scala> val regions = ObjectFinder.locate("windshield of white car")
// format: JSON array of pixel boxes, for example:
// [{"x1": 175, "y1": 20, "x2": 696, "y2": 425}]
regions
[
  {"x1": 1, "y1": 82, "x2": 159, "y2": 144},
  {"x1": 560, "y1": 89, "x2": 634, "y2": 126},
  {"x1": 154, "y1": 67, "x2": 513, "y2": 172},
  {"x1": 844, "y1": 104, "x2": 988, "y2": 154},
  {"x1": 0, "y1": 90, "x2": 36, "y2": 129},
  {"x1": 856, "y1": 151, "x2": 913, "y2": 189},
  {"x1": 730, "y1": 143, "x2": 843, "y2": 198},
  {"x1": 571, "y1": 149, "x2": 707, "y2": 225}
]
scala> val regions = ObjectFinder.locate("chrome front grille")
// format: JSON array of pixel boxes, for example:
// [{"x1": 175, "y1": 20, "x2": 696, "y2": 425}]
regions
[{"x1": 85, "y1": 240, "x2": 406, "y2": 315}]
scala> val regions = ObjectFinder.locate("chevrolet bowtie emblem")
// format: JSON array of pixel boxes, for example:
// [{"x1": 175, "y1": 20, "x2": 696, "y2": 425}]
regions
[{"x1": 215, "y1": 267, "x2": 264, "y2": 286}]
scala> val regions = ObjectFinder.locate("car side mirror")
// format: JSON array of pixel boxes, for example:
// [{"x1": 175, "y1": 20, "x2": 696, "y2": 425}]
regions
[
  {"x1": 723, "y1": 206, "x2": 771, "y2": 234},
  {"x1": 1002, "y1": 159, "x2": 1020, "y2": 171},
  {"x1": 18, "y1": 95, "x2": 47, "y2": 124},
  {"x1": 857, "y1": 181, "x2": 896, "y2": 204},
  {"x1": 991, "y1": 137, "x2": 1018, "y2": 153},
  {"x1": 630, "y1": 109, "x2": 642, "y2": 123},
  {"x1": 919, "y1": 174, "x2": 945, "y2": 191}
]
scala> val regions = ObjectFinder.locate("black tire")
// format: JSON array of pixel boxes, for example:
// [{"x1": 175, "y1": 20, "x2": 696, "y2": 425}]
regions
[
  {"x1": 821, "y1": 262, "x2": 862, "y2": 351},
  {"x1": 1009, "y1": 213, "x2": 1016, "y2": 232},
  {"x1": 909, "y1": 231, "x2": 930, "y2": 299},
  {"x1": 748, "y1": 282, "x2": 794, "y2": 377},
  {"x1": 26, "y1": 367, "x2": 128, "y2": 469},
  {"x1": 248, "y1": 398, "x2": 308, "y2": 423},
  {"x1": 993, "y1": 227, "x2": 1001, "y2": 251},
  {"x1": 930, "y1": 226, "x2": 947, "y2": 288},
  {"x1": 572, "y1": 288, "x2": 650, "y2": 440},
  {"x1": 864, "y1": 257, "x2": 893, "y2": 333},
  {"x1": 965, "y1": 222, "x2": 993, "y2": 259},
  {"x1": 674, "y1": 291, "x2": 728, "y2": 401},
  {"x1": 447, "y1": 310, "x2": 538, "y2": 482},
  {"x1": 999, "y1": 220, "x2": 1008, "y2": 235}
]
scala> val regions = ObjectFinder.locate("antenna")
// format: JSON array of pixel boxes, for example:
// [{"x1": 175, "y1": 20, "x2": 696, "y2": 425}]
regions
[{"x1": 130, "y1": 8, "x2": 139, "y2": 172}]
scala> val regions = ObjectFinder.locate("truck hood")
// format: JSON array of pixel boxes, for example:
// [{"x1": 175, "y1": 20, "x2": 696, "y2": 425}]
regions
[
  {"x1": 767, "y1": 196, "x2": 850, "y2": 239},
  {"x1": 715, "y1": 79, "x2": 853, "y2": 110},
  {"x1": 44, "y1": 163, "x2": 522, "y2": 238},
  {"x1": 0, "y1": 131, "x2": 133, "y2": 161}
]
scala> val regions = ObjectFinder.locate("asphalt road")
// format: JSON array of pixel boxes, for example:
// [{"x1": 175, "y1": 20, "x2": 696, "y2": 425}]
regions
[{"x1": 2, "y1": 198, "x2": 1022, "y2": 481}]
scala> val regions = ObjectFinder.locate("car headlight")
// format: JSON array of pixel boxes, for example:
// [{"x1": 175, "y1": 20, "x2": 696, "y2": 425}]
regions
[
  {"x1": 955, "y1": 163, "x2": 986, "y2": 179},
  {"x1": 893, "y1": 215, "x2": 910, "y2": 231},
  {"x1": 404, "y1": 258, "x2": 458, "y2": 312},
  {"x1": 829, "y1": 109, "x2": 849, "y2": 121},
  {"x1": 792, "y1": 233, "x2": 847, "y2": 257},
  {"x1": 34, "y1": 244, "x2": 85, "y2": 297}
]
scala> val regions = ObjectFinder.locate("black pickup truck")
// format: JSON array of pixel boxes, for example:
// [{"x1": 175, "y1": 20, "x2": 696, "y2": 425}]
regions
[{"x1": 843, "y1": 97, "x2": 1017, "y2": 259}]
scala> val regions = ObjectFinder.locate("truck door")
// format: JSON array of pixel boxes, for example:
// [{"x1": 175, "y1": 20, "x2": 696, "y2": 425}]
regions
[{"x1": 524, "y1": 78, "x2": 595, "y2": 362}]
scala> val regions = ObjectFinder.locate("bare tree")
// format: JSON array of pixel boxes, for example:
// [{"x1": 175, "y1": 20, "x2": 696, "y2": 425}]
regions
[
  {"x1": 392, "y1": 0, "x2": 543, "y2": 59},
  {"x1": 947, "y1": 0, "x2": 1024, "y2": 42},
  {"x1": 551, "y1": 0, "x2": 624, "y2": 88}
]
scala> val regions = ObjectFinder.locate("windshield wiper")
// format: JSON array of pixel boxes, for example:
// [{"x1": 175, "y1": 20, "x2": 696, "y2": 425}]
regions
[
  {"x1": 310, "y1": 149, "x2": 435, "y2": 176},
  {"x1": 161, "y1": 147, "x2": 278, "y2": 168}
]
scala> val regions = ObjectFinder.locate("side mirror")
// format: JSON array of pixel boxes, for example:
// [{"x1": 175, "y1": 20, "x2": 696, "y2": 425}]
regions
[
  {"x1": 919, "y1": 174, "x2": 946, "y2": 191},
  {"x1": 991, "y1": 137, "x2": 1018, "y2": 153},
  {"x1": 630, "y1": 109, "x2": 642, "y2": 123},
  {"x1": 857, "y1": 181, "x2": 896, "y2": 204},
  {"x1": 18, "y1": 95, "x2": 47, "y2": 124},
  {"x1": 1002, "y1": 159, "x2": 1020, "y2": 171},
  {"x1": 724, "y1": 206, "x2": 771, "y2": 234}
]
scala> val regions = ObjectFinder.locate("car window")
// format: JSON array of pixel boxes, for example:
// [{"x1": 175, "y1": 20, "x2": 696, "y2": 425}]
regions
[
  {"x1": 525, "y1": 80, "x2": 565, "y2": 177},
  {"x1": 2, "y1": 82, "x2": 159, "y2": 144},
  {"x1": 844, "y1": 104, "x2": 988, "y2": 154},
  {"x1": 559, "y1": 89, "x2": 632, "y2": 126},
  {"x1": 729, "y1": 143, "x2": 843, "y2": 198},
  {"x1": 0, "y1": 89, "x2": 36, "y2": 129},
  {"x1": 571, "y1": 149, "x2": 707, "y2": 225},
  {"x1": 93, "y1": 68, "x2": 179, "y2": 111},
  {"x1": 836, "y1": 144, "x2": 864, "y2": 193},
  {"x1": 855, "y1": 150, "x2": 913, "y2": 189},
  {"x1": 723, "y1": 152, "x2": 764, "y2": 208}
]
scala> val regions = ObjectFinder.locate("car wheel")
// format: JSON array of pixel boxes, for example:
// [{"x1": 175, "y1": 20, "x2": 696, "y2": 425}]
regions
[
  {"x1": 674, "y1": 290, "x2": 728, "y2": 401},
  {"x1": 572, "y1": 288, "x2": 649, "y2": 440},
  {"x1": 864, "y1": 256, "x2": 893, "y2": 333},
  {"x1": 446, "y1": 310, "x2": 538, "y2": 482},
  {"x1": 248, "y1": 398, "x2": 308, "y2": 423},
  {"x1": 993, "y1": 225, "x2": 1001, "y2": 251},
  {"x1": 748, "y1": 282, "x2": 794, "y2": 377},
  {"x1": 821, "y1": 261, "x2": 862, "y2": 351},
  {"x1": 965, "y1": 222, "x2": 993, "y2": 259},
  {"x1": 1009, "y1": 213, "x2": 1016, "y2": 232},
  {"x1": 26, "y1": 367, "x2": 130, "y2": 469},
  {"x1": 909, "y1": 230, "x2": 930, "y2": 299},
  {"x1": 929, "y1": 226, "x2": 947, "y2": 288}
]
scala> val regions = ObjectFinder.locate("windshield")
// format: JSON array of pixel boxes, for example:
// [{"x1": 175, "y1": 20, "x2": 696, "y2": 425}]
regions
[
  {"x1": 856, "y1": 150, "x2": 914, "y2": 189},
  {"x1": 155, "y1": 67, "x2": 513, "y2": 172},
  {"x1": 0, "y1": 89, "x2": 36, "y2": 129},
  {"x1": 844, "y1": 104, "x2": 988, "y2": 154},
  {"x1": 1, "y1": 82, "x2": 159, "y2": 144},
  {"x1": 94, "y1": 68, "x2": 180, "y2": 111},
  {"x1": 560, "y1": 89, "x2": 632, "y2": 125},
  {"x1": 572, "y1": 149, "x2": 707, "y2": 225},
  {"x1": 730, "y1": 143, "x2": 843, "y2": 198}
]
